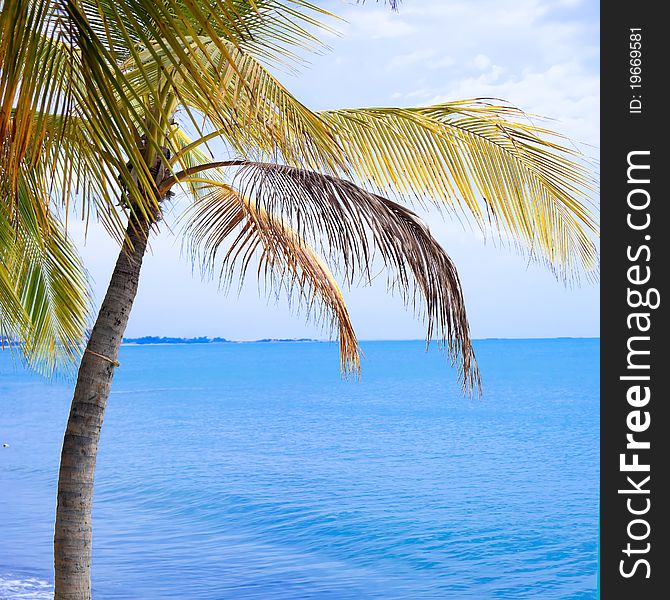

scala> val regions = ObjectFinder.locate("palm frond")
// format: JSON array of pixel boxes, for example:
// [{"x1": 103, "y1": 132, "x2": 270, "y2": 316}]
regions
[
  {"x1": 319, "y1": 100, "x2": 599, "y2": 281},
  {"x1": 124, "y1": 36, "x2": 345, "y2": 174},
  {"x1": 184, "y1": 182, "x2": 360, "y2": 374},
  {"x1": 176, "y1": 160, "x2": 479, "y2": 392},
  {"x1": 1, "y1": 5, "x2": 155, "y2": 237},
  {"x1": 190, "y1": 0, "x2": 339, "y2": 66},
  {"x1": 4, "y1": 0, "x2": 329, "y2": 238},
  {"x1": 0, "y1": 241, "x2": 29, "y2": 353},
  {"x1": 1, "y1": 169, "x2": 91, "y2": 374},
  {"x1": 1, "y1": 1, "x2": 73, "y2": 198}
]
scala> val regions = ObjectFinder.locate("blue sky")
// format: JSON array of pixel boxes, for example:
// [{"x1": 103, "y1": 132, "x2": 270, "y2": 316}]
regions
[{"x1": 70, "y1": 0, "x2": 600, "y2": 341}]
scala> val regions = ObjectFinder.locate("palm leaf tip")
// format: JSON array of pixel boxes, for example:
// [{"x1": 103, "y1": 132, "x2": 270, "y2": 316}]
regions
[{"x1": 182, "y1": 183, "x2": 361, "y2": 377}]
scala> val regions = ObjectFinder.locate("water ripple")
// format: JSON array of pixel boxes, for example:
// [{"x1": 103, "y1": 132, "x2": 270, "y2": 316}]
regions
[{"x1": 1, "y1": 340, "x2": 599, "y2": 598}]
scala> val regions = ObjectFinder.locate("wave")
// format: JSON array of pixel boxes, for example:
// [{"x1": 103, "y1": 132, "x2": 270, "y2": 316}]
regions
[{"x1": 0, "y1": 575, "x2": 52, "y2": 599}]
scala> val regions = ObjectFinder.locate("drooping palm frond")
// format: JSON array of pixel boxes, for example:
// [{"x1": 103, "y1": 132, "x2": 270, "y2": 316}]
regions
[
  {"x1": 0, "y1": 169, "x2": 90, "y2": 374},
  {"x1": 155, "y1": 131, "x2": 362, "y2": 375},
  {"x1": 185, "y1": 182, "x2": 360, "y2": 374},
  {"x1": 177, "y1": 160, "x2": 479, "y2": 392},
  {"x1": 319, "y1": 100, "x2": 599, "y2": 280},
  {"x1": 10, "y1": 219, "x2": 91, "y2": 375}
]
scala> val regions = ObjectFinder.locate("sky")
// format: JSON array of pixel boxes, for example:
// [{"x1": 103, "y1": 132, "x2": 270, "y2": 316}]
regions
[{"x1": 70, "y1": 0, "x2": 600, "y2": 341}]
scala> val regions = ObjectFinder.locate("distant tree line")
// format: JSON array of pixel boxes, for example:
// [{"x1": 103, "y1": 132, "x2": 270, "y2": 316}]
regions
[
  {"x1": 121, "y1": 336, "x2": 318, "y2": 344},
  {"x1": 122, "y1": 336, "x2": 229, "y2": 344}
]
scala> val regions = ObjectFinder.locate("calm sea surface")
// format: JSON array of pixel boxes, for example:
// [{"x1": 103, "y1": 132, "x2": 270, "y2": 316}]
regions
[{"x1": 1, "y1": 339, "x2": 599, "y2": 599}]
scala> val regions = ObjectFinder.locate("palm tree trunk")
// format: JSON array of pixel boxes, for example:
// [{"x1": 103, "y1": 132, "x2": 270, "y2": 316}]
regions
[{"x1": 54, "y1": 212, "x2": 155, "y2": 600}]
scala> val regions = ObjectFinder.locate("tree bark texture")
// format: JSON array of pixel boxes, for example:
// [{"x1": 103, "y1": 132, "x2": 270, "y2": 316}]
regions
[{"x1": 54, "y1": 213, "x2": 155, "y2": 600}]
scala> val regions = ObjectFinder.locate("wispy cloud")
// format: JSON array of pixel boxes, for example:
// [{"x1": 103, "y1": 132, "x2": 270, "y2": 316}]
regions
[{"x1": 334, "y1": 0, "x2": 599, "y2": 147}]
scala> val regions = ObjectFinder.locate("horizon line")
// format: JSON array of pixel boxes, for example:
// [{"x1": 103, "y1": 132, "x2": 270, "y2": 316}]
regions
[{"x1": 121, "y1": 335, "x2": 600, "y2": 343}]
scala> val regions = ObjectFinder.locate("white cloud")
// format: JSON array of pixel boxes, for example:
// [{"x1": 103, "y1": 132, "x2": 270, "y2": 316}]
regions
[
  {"x1": 333, "y1": 0, "x2": 599, "y2": 147},
  {"x1": 426, "y1": 60, "x2": 599, "y2": 147}
]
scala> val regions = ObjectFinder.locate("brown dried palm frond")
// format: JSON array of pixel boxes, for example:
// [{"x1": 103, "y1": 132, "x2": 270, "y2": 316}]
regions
[
  {"x1": 179, "y1": 161, "x2": 480, "y2": 393},
  {"x1": 184, "y1": 183, "x2": 360, "y2": 375}
]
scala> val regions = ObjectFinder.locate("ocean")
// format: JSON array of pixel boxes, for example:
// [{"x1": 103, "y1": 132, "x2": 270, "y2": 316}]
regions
[{"x1": 1, "y1": 339, "x2": 599, "y2": 599}]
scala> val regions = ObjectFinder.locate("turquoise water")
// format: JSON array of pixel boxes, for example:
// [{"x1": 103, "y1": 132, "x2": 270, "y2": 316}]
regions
[{"x1": 1, "y1": 339, "x2": 599, "y2": 599}]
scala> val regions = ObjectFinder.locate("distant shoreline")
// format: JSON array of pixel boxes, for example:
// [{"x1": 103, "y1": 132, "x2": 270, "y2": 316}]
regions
[
  {"x1": 120, "y1": 336, "x2": 600, "y2": 346},
  {"x1": 1, "y1": 336, "x2": 601, "y2": 349},
  {"x1": 121, "y1": 336, "x2": 320, "y2": 345}
]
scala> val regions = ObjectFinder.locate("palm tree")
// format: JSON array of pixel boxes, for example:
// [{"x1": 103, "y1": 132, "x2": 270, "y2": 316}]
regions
[{"x1": 1, "y1": 0, "x2": 598, "y2": 598}]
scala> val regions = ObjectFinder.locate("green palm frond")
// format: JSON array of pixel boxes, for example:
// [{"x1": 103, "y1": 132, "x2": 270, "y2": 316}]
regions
[
  {"x1": 123, "y1": 35, "x2": 345, "y2": 173},
  {"x1": 188, "y1": 0, "x2": 338, "y2": 66},
  {"x1": 3, "y1": 1, "x2": 340, "y2": 229},
  {"x1": 30, "y1": 110, "x2": 131, "y2": 242},
  {"x1": 79, "y1": 0, "x2": 339, "y2": 181},
  {"x1": 319, "y1": 100, "x2": 599, "y2": 280},
  {"x1": 1, "y1": 169, "x2": 90, "y2": 374},
  {"x1": 10, "y1": 218, "x2": 91, "y2": 375},
  {"x1": 1, "y1": 1, "x2": 70, "y2": 196},
  {"x1": 0, "y1": 239, "x2": 29, "y2": 351},
  {"x1": 1, "y1": 2, "x2": 155, "y2": 234},
  {"x1": 185, "y1": 182, "x2": 360, "y2": 374}
]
